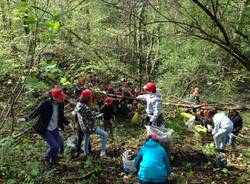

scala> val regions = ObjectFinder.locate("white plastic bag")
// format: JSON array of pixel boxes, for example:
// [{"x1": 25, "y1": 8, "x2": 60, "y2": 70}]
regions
[
  {"x1": 185, "y1": 115, "x2": 195, "y2": 131},
  {"x1": 207, "y1": 124, "x2": 213, "y2": 132},
  {"x1": 145, "y1": 125, "x2": 173, "y2": 152},
  {"x1": 66, "y1": 135, "x2": 78, "y2": 148},
  {"x1": 122, "y1": 150, "x2": 137, "y2": 173}
]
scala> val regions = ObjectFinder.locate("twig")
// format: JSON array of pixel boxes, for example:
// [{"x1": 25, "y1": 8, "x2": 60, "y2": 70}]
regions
[
  {"x1": 14, "y1": 126, "x2": 33, "y2": 139},
  {"x1": 64, "y1": 170, "x2": 95, "y2": 180},
  {"x1": 180, "y1": 77, "x2": 196, "y2": 98}
]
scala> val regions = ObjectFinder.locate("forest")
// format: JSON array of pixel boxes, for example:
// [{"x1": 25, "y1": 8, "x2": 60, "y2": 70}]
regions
[{"x1": 0, "y1": 0, "x2": 250, "y2": 184}]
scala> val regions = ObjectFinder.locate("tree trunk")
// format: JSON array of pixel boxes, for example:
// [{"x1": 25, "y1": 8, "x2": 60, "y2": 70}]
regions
[
  {"x1": 138, "y1": 2, "x2": 147, "y2": 88},
  {"x1": 0, "y1": 1, "x2": 7, "y2": 30}
]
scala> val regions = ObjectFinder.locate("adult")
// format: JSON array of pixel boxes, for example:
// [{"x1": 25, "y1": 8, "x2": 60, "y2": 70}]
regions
[
  {"x1": 134, "y1": 134, "x2": 171, "y2": 184},
  {"x1": 18, "y1": 87, "x2": 72, "y2": 167},
  {"x1": 137, "y1": 82, "x2": 164, "y2": 127}
]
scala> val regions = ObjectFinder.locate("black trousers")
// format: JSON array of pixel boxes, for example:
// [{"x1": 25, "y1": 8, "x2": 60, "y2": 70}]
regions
[{"x1": 141, "y1": 114, "x2": 164, "y2": 127}]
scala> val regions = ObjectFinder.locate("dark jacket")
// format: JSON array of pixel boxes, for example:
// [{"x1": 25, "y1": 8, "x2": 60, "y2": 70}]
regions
[
  {"x1": 100, "y1": 103, "x2": 114, "y2": 120},
  {"x1": 25, "y1": 98, "x2": 69, "y2": 136},
  {"x1": 229, "y1": 113, "x2": 243, "y2": 133}
]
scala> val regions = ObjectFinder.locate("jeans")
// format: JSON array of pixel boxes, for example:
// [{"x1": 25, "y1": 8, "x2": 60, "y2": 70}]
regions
[
  {"x1": 225, "y1": 132, "x2": 239, "y2": 147},
  {"x1": 199, "y1": 117, "x2": 207, "y2": 128},
  {"x1": 75, "y1": 125, "x2": 92, "y2": 155},
  {"x1": 83, "y1": 128, "x2": 108, "y2": 154},
  {"x1": 213, "y1": 128, "x2": 231, "y2": 150},
  {"x1": 58, "y1": 131, "x2": 64, "y2": 154},
  {"x1": 43, "y1": 129, "x2": 62, "y2": 163}
]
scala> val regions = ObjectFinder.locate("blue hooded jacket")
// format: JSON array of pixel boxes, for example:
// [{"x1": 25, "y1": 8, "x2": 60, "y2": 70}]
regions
[{"x1": 134, "y1": 138, "x2": 171, "y2": 183}]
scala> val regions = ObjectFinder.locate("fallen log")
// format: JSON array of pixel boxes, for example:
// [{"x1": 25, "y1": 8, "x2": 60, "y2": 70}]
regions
[{"x1": 163, "y1": 101, "x2": 250, "y2": 111}]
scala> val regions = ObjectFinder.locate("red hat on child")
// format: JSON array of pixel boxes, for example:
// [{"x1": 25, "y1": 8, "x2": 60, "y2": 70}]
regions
[
  {"x1": 51, "y1": 88, "x2": 67, "y2": 100},
  {"x1": 105, "y1": 97, "x2": 113, "y2": 104},
  {"x1": 145, "y1": 82, "x2": 156, "y2": 92},
  {"x1": 81, "y1": 89, "x2": 91, "y2": 97},
  {"x1": 146, "y1": 133, "x2": 158, "y2": 142}
]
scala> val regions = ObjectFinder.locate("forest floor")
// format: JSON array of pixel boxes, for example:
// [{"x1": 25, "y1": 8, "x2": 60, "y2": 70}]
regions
[{"x1": 1, "y1": 111, "x2": 250, "y2": 184}]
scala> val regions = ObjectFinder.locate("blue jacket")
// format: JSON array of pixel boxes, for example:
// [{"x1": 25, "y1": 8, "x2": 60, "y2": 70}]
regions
[{"x1": 134, "y1": 139, "x2": 171, "y2": 183}]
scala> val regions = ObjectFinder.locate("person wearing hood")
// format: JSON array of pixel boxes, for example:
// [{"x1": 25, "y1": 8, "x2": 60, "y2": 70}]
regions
[
  {"x1": 136, "y1": 82, "x2": 164, "y2": 127},
  {"x1": 18, "y1": 87, "x2": 73, "y2": 167},
  {"x1": 209, "y1": 109, "x2": 234, "y2": 152},
  {"x1": 134, "y1": 134, "x2": 171, "y2": 184}
]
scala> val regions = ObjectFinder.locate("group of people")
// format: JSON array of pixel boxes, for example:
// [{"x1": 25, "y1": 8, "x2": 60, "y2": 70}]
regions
[
  {"x1": 192, "y1": 87, "x2": 243, "y2": 152},
  {"x1": 18, "y1": 79, "x2": 172, "y2": 183},
  {"x1": 208, "y1": 108, "x2": 243, "y2": 152},
  {"x1": 18, "y1": 74, "x2": 244, "y2": 183}
]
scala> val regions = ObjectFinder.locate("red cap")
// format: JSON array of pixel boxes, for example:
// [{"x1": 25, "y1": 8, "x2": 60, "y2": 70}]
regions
[
  {"x1": 78, "y1": 79, "x2": 85, "y2": 85},
  {"x1": 51, "y1": 88, "x2": 67, "y2": 100},
  {"x1": 146, "y1": 133, "x2": 158, "y2": 141},
  {"x1": 81, "y1": 89, "x2": 91, "y2": 97},
  {"x1": 145, "y1": 82, "x2": 156, "y2": 92},
  {"x1": 105, "y1": 97, "x2": 113, "y2": 104}
]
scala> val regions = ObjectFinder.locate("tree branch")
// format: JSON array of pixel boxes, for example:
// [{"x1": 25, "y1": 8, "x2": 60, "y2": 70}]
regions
[
  {"x1": 64, "y1": 0, "x2": 86, "y2": 14},
  {"x1": 192, "y1": 0, "x2": 230, "y2": 44}
]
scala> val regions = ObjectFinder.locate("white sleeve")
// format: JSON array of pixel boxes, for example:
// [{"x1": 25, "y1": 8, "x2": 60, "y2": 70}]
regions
[
  {"x1": 136, "y1": 94, "x2": 148, "y2": 102},
  {"x1": 71, "y1": 103, "x2": 82, "y2": 116},
  {"x1": 150, "y1": 99, "x2": 161, "y2": 124}
]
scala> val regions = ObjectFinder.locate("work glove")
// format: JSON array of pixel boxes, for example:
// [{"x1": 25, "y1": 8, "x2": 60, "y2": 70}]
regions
[
  {"x1": 71, "y1": 110, "x2": 77, "y2": 116},
  {"x1": 96, "y1": 113, "x2": 104, "y2": 118},
  {"x1": 17, "y1": 117, "x2": 26, "y2": 122}
]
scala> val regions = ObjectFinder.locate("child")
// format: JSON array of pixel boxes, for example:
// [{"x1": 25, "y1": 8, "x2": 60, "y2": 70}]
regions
[
  {"x1": 100, "y1": 97, "x2": 115, "y2": 139},
  {"x1": 209, "y1": 109, "x2": 234, "y2": 152},
  {"x1": 137, "y1": 82, "x2": 164, "y2": 127},
  {"x1": 227, "y1": 109, "x2": 243, "y2": 148},
  {"x1": 196, "y1": 109, "x2": 210, "y2": 128},
  {"x1": 72, "y1": 89, "x2": 108, "y2": 158},
  {"x1": 193, "y1": 85, "x2": 200, "y2": 104},
  {"x1": 18, "y1": 88, "x2": 72, "y2": 168},
  {"x1": 134, "y1": 134, "x2": 171, "y2": 184}
]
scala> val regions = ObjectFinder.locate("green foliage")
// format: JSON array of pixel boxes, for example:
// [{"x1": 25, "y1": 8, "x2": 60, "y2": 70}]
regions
[
  {"x1": 41, "y1": 60, "x2": 63, "y2": 79},
  {"x1": 0, "y1": 1, "x2": 250, "y2": 183},
  {"x1": 25, "y1": 77, "x2": 48, "y2": 92},
  {"x1": 30, "y1": 162, "x2": 40, "y2": 176},
  {"x1": 246, "y1": 148, "x2": 250, "y2": 157},
  {"x1": 0, "y1": 135, "x2": 44, "y2": 184},
  {"x1": 157, "y1": 38, "x2": 245, "y2": 101},
  {"x1": 202, "y1": 143, "x2": 217, "y2": 156}
]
